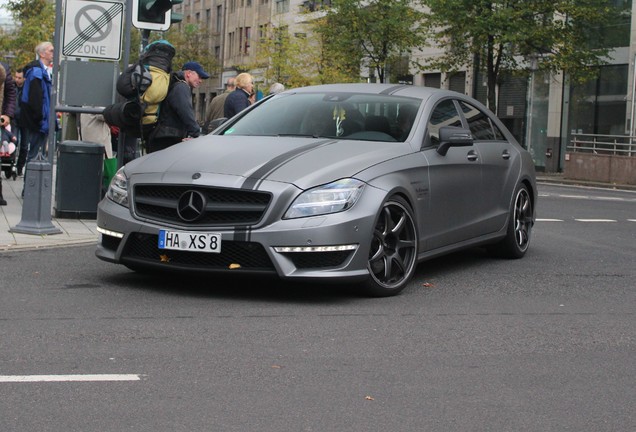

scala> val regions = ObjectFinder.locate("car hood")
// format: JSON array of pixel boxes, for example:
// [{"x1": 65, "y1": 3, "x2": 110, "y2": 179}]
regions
[{"x1": 128, "y1": 135, "x2": 409, "y2": 189}]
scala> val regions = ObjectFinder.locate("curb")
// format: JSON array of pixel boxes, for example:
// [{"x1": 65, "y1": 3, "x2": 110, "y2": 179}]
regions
[
  {"x1": 0, "y1": 237, "x2": 98, "y2": 253},
  {"x1": 536, "y1": 176, "x2": 636, "y2": 192}
]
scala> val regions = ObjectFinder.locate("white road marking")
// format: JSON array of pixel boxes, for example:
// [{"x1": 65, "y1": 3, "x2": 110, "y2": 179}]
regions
[
  {"x1": 536, "y1": 218, "x2": 563, "y2": 222},
  {"x1": 0, "y1": 374, "x2": 141, "y2": 383},
  {"x1": 559, "y1": 194, "x2": 588, "y2": 199},
  {"x1": 574, "y1": 219, "x2": 617, "y2": 223}
]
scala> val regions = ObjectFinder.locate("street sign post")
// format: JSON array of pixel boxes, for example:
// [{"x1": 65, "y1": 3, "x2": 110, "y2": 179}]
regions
[{"x1": 62, "y1": 0, "x2": 124, "y2": 61}]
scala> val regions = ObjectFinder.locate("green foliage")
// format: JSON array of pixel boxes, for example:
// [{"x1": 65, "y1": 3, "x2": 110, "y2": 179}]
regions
[
  {"x1": 422, "y1": 0, "x2": 623, "y2": 111},
  {"x1": 251, "y1": 25, "x2": 320, "y2": 88},
  {"x1": 1, "y1": 0, "x2": 55, "y2": 70},
  {"x1": 124, "y1": 25, "x2": 216, "y2": 74},
  {"x1": 313, "y1": 0, "x2": 426, "y2": 83},
  {"x1": 163, "y1": 24, "x2": 217, "y2": 74}
]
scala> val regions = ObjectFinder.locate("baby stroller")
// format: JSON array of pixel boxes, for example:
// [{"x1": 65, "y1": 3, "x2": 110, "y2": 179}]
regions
[{"x1": 0, "y1": 126, "x2": 17, "y2": 181}]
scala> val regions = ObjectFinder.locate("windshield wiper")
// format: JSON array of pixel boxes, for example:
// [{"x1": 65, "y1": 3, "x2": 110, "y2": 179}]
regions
[{"x1": 276, "y1": 133, "x2": 319, "y2": 138}]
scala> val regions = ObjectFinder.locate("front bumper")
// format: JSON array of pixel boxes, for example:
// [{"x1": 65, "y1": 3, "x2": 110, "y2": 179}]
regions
[{"x1": 95, "y1": 183, "x2": 386, "y2": 283}]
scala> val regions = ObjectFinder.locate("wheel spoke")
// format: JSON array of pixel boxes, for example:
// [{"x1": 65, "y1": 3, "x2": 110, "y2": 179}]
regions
[
  {"x1": 380, "y1": 207, "x2": 392, "y2": 236},
  {"x1": 382, "y1": 256, "x2": 392, "y2": 280},
  {"x1": 369, "y1": 240, "x2": 384, "y2": 263},
  {"x1": 391, "y1": 212, "x2": 406, "y2": 235}
]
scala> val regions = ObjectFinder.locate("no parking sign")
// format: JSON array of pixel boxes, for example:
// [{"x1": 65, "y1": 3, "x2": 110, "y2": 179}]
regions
[{"x1": 62, "y1": 0, "x2": 124, "y2": 60}]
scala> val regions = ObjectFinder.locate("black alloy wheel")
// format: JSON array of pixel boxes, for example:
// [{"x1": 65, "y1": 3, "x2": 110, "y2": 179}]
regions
[
  {"x1": 364, "y1": 196, "x2": 418, "y2": 297},
  {"x1": 490, "y1": 183, "x2": 533, "y2": 258}
]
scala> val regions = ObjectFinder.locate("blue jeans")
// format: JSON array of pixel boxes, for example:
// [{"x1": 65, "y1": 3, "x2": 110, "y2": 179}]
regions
[
  {"x1": 26, "y1": 130, "x2": 47, "y2": 163},
  {"x1": 16, "y1": 126, "x2": 29, "y2": 172}
]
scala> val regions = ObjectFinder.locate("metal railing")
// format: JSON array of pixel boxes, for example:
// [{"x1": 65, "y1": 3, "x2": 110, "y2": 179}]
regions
[{"x1": 569, "y1": 134, "x2": 636, "y2": 157}]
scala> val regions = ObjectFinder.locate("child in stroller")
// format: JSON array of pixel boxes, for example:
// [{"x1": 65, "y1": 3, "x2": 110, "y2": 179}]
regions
[
  {"x1": 0, "y1": 125, "x2": 17, "y2": 205},
  {"x1": 1, "y1": 126, "x2": 17, "y2": 179}
]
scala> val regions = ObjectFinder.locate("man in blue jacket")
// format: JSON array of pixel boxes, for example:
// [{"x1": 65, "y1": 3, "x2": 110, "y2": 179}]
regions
[{"x1": 20, "y1": 41, "x2": 54, "y2": 172}]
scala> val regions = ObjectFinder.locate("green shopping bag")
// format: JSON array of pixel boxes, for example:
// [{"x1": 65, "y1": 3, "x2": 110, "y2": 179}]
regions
[{"x1": 102, "y1": 157, "x2": 118, "y2": 192}]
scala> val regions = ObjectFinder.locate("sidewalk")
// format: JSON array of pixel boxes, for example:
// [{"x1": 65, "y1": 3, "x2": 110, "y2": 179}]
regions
[
  {"x1": 0, "y1": 173, "x2": 99, "y2": 252},
  {"x1": 1, "y1": 171, "x2": 634, "y2": 253}
]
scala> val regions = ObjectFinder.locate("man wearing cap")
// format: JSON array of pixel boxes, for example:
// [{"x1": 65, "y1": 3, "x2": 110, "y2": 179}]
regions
[{"x1": 146, "y1": 61, "x2": 210, "y2": 153}]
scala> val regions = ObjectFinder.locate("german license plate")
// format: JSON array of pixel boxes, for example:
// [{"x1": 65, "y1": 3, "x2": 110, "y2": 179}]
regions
[{"x1": 158, "y1": 230, "x2": 221, "y2": 253}]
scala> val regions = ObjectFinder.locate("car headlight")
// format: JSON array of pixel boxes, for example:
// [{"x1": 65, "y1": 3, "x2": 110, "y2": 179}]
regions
[
  {"x1": 284, "y1": 178, "x2": 365, "y2": 219},
  {"x1": 106, "y1": 167, "x2": 129, "y2": 207}
]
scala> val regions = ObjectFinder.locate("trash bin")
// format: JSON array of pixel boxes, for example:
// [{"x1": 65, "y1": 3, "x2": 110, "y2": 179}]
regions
[{"x1": 54, "y1": 140, "x2": 104, "y2": 219}]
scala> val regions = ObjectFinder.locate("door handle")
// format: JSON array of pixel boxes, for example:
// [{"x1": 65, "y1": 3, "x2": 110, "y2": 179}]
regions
[
  {"x1": 467, "y1": 151, "x2": 478, "y2": 162},
  {"x1": 502, "y1": 150, "x2": 511, "y2": 160}
]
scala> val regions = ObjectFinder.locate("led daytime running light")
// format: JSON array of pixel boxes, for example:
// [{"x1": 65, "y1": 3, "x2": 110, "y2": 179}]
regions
[
  {"x1": 97, "y1": 226, "x2": 125, "y2": 239},
  {"x1": 274, "y1": 244, "x2": 358, "y2": 253}
]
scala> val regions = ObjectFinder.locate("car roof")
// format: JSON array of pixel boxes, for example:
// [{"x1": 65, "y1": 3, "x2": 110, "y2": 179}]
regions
[{"x1": 285, "y1": 83, "x2": 460, "y2": 101}]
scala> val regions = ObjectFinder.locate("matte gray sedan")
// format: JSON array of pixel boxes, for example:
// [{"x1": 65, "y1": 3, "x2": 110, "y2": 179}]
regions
[{"x1": 96, "y1": 83, "x2": 537, "y2": 296}]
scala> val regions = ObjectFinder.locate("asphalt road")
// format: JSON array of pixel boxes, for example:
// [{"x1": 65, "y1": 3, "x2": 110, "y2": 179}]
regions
[{"x1": 1, "y1": 183, "x2": 635, "y2": 432}]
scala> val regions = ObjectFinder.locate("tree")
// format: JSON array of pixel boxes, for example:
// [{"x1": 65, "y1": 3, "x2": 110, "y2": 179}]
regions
[
  {"x1": 2, "y1": 0, "x2": 55, "y2": 69},
  {"x1": 164, "y1": 23, "x2": 217, "y2": 75},
  {"x1": 251, "y1": 24, "x2": 319, "y2": 88},
  {"x1": 421, "y1": 0, "x2": 624, "y2": 113},
  {"x1": 313, "y1": 0, "x2": 426, "y2": 83}
]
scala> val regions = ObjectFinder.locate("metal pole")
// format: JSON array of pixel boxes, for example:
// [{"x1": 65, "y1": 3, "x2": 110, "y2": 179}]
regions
[
  {"x1": 117, "y1": 0, "x2": 135, "y2": 170},
  {"x1": 49, "y1": 0, "x2": 63, "y2": 167},
  {"x1": 630, "y1": 54, "x2": 636, "y2": 156}
]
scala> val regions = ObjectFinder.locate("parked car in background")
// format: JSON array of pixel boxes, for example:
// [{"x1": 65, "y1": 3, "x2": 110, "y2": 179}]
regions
[{"x1": 96, "y1": 83, "x2": 537, "y2": 296}]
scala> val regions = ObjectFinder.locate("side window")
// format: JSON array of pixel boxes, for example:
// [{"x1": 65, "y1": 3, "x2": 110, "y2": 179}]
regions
[
  {"x1": 427, "y1": 99, "x2": 462, "y2": 147},
  {"x1": 459, "y1": 101, "x2": 496, "y2": 140}
]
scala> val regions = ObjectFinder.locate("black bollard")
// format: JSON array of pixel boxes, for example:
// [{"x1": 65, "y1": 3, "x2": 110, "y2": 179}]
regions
[{"x1": 10, "y1": 154, "x2": 62, "y2": 235}]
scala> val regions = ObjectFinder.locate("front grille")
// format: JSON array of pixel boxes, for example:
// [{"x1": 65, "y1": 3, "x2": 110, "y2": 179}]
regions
[
  {"x1": 121, "y1": 233, "x2": 275, "y2": 271},
  {"x1": 284, "y1": 251, "x2": 353, "y2": 269},
  {"x1": 133, "y1": 185, "x2": 271, "y2": 226}
]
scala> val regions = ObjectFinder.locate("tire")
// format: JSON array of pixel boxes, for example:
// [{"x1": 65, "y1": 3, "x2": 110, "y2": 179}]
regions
[
  {"x1": 490, "y1": 183, "x2": 533, "y2": 258},
  {"x1": 362, "y1": 196, "x2": 418, "y2": 297}
]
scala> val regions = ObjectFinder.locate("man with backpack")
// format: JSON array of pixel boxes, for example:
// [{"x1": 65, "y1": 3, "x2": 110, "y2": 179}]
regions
[{"x1": 146, "y1": 61, "x2": 209, "y2": 153}]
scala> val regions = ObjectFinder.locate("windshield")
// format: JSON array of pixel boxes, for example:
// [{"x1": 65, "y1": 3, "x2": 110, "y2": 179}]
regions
[{"x1": 220, "y1": 92, "x2": 421, "y2": 142}]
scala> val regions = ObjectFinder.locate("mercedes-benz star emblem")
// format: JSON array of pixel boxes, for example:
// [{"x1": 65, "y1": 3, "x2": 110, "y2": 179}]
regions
[{"x1": 177, "y1": 190, "x2": 206, "y2": 222}]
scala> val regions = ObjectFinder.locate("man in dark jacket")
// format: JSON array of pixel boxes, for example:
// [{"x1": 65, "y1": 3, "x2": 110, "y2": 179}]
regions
[{"x1": 146, "y1": 61, "x2": 209, "y2": 153}]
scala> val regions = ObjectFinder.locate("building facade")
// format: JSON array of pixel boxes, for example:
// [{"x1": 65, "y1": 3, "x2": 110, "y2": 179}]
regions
[{"x1": 171, "y1": 0, "x2": 634, "y2": 174}]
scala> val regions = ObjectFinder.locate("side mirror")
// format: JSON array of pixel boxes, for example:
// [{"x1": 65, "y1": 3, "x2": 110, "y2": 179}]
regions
[
  {"x1": 206, "y1": 117, "x2": 228, "y2": 134},
  {"x1": 436, "y1": 126, "x2": 473, "y2": 156}
]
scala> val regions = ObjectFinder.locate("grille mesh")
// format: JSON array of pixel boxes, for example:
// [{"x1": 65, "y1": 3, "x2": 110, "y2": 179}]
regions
[
  {"x1": 134, "y1": 185, "x2": 271, "y2": 226},
  {"x1": 283, "y1": 251, "x2": 353, "y2": 269},
  {"x1": 101, "y1": 234, "x2": 122, "y2": 252}
]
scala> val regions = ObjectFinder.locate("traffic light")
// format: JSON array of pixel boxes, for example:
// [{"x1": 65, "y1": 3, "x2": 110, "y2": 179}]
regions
[
  {"x1": 132, "y1": 0, "x2": 175, "y2": 31},
  {"x1": 170, "y1": 0, "x2": 183, "y2": 24}
]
